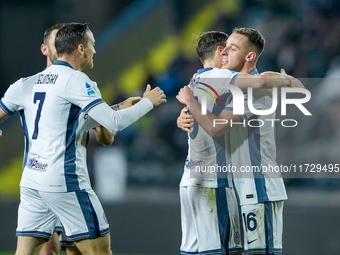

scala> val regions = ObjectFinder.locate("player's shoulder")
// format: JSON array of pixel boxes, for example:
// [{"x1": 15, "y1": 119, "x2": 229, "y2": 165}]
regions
[
  {"x1": 210, "y1": 68, "x2": 238, "y2": 77},
  {"x1": 7, "y1": 73, "x2": 38, "y2": 89},
  {"x1": 68, "y1": 69, "x2": 91, "y2": 82},
  {"x1": 21, "y1": 72, "x2": 44, "y2": 85},
  {"x1": 198, "y1": 68, "x2": 238, "y2": 78}
]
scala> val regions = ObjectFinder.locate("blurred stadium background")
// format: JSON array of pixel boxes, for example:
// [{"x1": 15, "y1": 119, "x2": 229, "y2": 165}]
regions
[{"x1": 1, "y1": 0, "x2": 340, "y2": 254}]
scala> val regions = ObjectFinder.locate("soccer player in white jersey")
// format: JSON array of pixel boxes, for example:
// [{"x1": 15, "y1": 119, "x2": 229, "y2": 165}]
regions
[
  {"x1": 177, "y1": 28, "x2": 303, "y2": 254},
  {"x1": 176, "y1": 31, "x2": 299, "y2": 255},
  {"x1": 40, "y1": 23, "x2": 120, "y2": 255},
  {"x1": 0, "y1": 22, "x2": 166, "y2": 255}
]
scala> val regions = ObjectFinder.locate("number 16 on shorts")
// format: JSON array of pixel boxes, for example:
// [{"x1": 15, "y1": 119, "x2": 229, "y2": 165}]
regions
[{"x1": 241, "y1": 201, "x2": 284, "y2": 254}]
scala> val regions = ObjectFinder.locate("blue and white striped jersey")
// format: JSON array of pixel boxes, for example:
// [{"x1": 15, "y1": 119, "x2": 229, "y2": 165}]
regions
[
  {"x1": 180, "y1": 68, "x2": 239, "y2": 188},
  {"x1": 227, "y1": 69, "x2": 287, "y2": 205}
]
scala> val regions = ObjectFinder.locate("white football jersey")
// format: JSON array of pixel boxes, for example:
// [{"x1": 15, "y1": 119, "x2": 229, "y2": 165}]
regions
[
  {"x1": 180, "y1": 68, "x2": 239, "y2": 188},
  {"x1": 226, "y1": 69, "x2": 287, "y2": 205},
  {"x1": 0, "y1": 61, "x2": 110, "y2": 192}
]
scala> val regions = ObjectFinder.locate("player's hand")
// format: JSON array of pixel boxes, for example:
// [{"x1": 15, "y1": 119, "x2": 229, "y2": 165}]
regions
[
  {"x1": 118, "y1": 96, "x2": 142, "y2": 110},
  {"x1": 280, "y1": 68, "x2": 305, "y2": 89},
  {"x1": 176, "y1": 86, "x2": 192, "y2": 106},
  {"x1": 0, "y1": 129, "x2": 2, "y2": 137},
  {"x1": 177, "y1": 107, "x2": 194, "y2": 133},
  {"x1": 143, "y1": 84, "x2": 167, "y2": 107},
  {"x1": 94, "y1": 126, "x2": 116, "y2": 146}
]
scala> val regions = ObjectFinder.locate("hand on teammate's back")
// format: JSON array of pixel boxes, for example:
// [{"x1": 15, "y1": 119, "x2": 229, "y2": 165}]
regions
[
  {"x1": 118, "y1": 96, "x2": 142, "y2": 110},
  {"x1": 143, "y1": 84, "x2": 167, "y2": 107},
  {"x1": 177, "y1": 107, "x2": 194, "y2": 133},
  {"x1": 281, "y1": 68, "x2": 305, "y2": 89}
]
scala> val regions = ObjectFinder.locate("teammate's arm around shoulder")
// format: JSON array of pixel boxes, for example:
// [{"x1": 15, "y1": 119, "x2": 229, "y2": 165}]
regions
[
  {"x1": 261, "y1": 69, "x2": 305, "y2": 89},
  {"x1": 234, "y1": 73, "x2": 268, "y2": 89},
  {"x1": 234, "y1": 70, "x2": 304, "y2": 90}
]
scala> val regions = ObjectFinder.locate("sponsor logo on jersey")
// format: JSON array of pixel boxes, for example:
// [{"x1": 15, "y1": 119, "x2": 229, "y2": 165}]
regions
[
  {"x1": 27, "y1": 158, "x2": 48, "y2": 171},
  {"x1": 85, "y1": 82, "x2": 95, "y2": 96},
  {"x1": 189, "y1": 160, "x2": 203, "y2": 169}
]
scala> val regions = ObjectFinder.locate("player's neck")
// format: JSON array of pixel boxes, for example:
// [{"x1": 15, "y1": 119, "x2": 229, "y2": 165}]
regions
[
  {"x1": 240, "y1": 62, "x2": 256, "y2": 74},
  {"x1": 203, "y1": 59, "x2": 218, "y2": 69},
  {"x1": 57, "y1": 56, "x2": 82, "y2": 71}
]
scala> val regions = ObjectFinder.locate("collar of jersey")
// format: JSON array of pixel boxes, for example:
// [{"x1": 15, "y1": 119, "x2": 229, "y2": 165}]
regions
[
  {"x1": 197, "y1": 67, "x2": 212, "y2": 74},
  {"x1": 249, "y1": 68, "x2": 259, "y2": 75},
  {"x1": 53, "y1": 60, "x2": 74, "y2": 69}
]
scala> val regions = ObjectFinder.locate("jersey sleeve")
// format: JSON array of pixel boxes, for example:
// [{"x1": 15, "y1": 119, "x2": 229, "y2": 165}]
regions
[
  {"x1": 225, "y1": 98, "x2": 248, "y2": 120},
  {"x1": 211, "y1": 68, "x2": 240, "y2": 84},
  {"x1": 64, "y1": 72, "x2": 104, "y2": 112},
  {"x1": 87, "y1": 98, "x2": 153, "y2": 132},
  {"x1": 0, "y1": 79, "x2": 24, "y2": 115},
  {"x1": 83, "y1": 104, "x2": 118, "y2": 131}
]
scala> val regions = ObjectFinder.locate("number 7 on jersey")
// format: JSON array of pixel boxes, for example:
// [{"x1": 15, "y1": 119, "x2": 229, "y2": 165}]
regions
[{"x1": 32, "y1": 92, "x2": 46, "y2": 139}]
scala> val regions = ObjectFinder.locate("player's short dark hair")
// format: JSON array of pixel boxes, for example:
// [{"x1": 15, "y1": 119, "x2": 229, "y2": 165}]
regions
[
  {"x1": 43, "y1": 23, "x2": 65, "y2": 44},
  {"x1": 196, "y1": 31, "x2": 229, "y2": 64},
  {"x1": 232, "y1": 28, "x2": 265, "y2": 59},
  {"x1": 55, "y1": 22, "x2": 90, "y2": 55}
]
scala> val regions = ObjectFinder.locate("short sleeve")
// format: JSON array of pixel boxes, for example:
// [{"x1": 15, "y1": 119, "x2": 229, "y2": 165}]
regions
[
  {"x1": 225, "y1": 98, "x2": 248, "y2": 120},
  {"x1": 0, "y1": 79, "x2": 24, "y2": 115},
  {"x1": 64, "y1": 72, "x2": 104, "y2": 113}
]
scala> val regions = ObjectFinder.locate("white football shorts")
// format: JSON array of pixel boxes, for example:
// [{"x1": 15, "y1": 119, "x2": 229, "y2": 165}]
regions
[
  {"x1": 240, "y1": 201, "x2": 284, "y2": 254},
  {"x1": 180, "y1": 186, "x2": 243, "y2": 255},
  {"x1": 16, "y1": 187, "x2": 110, "y2": 241}
]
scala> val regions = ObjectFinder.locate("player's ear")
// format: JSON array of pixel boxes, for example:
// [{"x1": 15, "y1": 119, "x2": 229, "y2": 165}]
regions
[
  {"x1": 41, "y1": 44, "x2": 48, "y2": 56},
  {"x1": 246, "y1": 52, "x2": 256, "y2": 62},
  {"x1": 217, "y1": 46, "x2": 224, "y2": 55},
  {"x1": 78, "y1": 44, "x2": 85, "y2": 56}
]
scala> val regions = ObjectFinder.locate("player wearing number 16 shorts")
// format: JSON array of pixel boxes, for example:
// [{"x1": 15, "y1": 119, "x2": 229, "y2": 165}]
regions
[
  {"x1": 222, "y1": 28, "x2": 287, "y2": 255},
  {"x1": 177, "y1": 28, "x2": 293, "y2": 255}
]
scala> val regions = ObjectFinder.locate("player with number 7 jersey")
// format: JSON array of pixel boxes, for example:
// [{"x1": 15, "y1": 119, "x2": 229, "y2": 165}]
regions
[{"x1": 0, "y1": 67, "x2": 105, "y2": 192}]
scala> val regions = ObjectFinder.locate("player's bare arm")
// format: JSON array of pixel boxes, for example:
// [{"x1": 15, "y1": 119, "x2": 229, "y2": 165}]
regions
[
  {"x1": 118, "y1": 96, "x2": 142, "y2": 110},
  {"x1": 260, "y1": 69, "x2": 305, "y2": 89},
  {"x1": 0, "y1": 108, "x2": 9, "y2": 124},
  {"x1": 94, "y1": 127, "x2": 116, "y2": 146},
  {"x1": 177, "y1": 107, "x2": 194, "y2": 133},
  {"x1": 176, "y1": 86, "x2": 241, "y2": 137},
  {"x1": 0, "y1": 108, "x2": 9, "y2": 137}
]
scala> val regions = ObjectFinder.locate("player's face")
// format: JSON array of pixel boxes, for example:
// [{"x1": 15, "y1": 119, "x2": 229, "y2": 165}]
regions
[
  {"x1": 221, "y1": 33, "x2": 248, "y2": 72},
  {"x1": 83, "y1": 30, "x2": 96, "y2": 70},
  {"x1": 46, "y1": 29, "x2": 58, "y2": 65}
]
